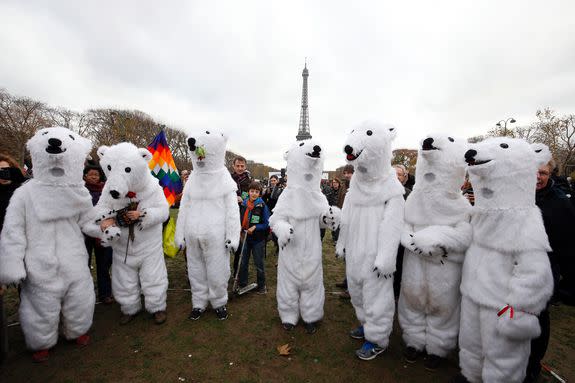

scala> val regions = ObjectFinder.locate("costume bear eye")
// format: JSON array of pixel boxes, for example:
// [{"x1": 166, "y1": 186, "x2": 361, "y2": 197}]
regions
[
  {"x1": 205, "y1": 131, "x2": 210, "y2": 134},
  {"x1": 448, "y1": 137, "x2": 454, "y2": 142},
  {"x1": 351, "y1": 129, "x2": 354, "y2": 133},
  {"x1": 125, "y1": 167, "x2": 131, "y2": 173},
  {"x1": 299, "y1": 142, "x2": 304, "y2": 147},
  {"x1": 69, "y1": 134, "x2": 75, "y2": 140},
  {"x1": 41, "y1": 131, "x2": 48, "y2": 135},
  {"x1": 366, "y1": 130, "x2": 373, "y2": 136},
  {"x1": 107, "y1": 165, "x2": 111, "y2": 171},
  {"x1": 389, "y1": 127, "x2": 395, "y2": 131},
  {"x1": 500, "y1": 143, "x2": 509, "y2": 149}
]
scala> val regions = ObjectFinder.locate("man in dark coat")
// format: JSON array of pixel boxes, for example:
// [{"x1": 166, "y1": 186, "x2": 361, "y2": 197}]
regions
[{"x1": 525, "y1": 160, "x2": 575, "y2": 382}]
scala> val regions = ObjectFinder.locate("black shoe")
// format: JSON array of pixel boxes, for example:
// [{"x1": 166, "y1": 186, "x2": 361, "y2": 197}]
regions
[
  {"x1": 304, "y1": 322, "x2": 317, "y2": 334},
  {"x1": 215, "y1": 306, "x2": 228, "y2": 320},
  {"x1": 448, "y1": 373, "x2": 470, "y2": 383},
  {"x1": 282, "y1": 322, "x2": 295, "y2": 331},
  {"x1": 403, "y1": 346, "x2": 420, "y2": 363},
  {"x1": 423, "y1": 354, "x2": 442, "y2": 371},
  {"x1": 188, "y1": 308, "x2": 204, "y2": 321}
]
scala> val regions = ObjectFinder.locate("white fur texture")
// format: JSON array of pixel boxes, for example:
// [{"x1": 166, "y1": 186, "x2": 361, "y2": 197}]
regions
[
  {"x1": 398, "y1": 134, "x2": 471, "y2": 357},
  {"x1": 96, "y1": 142, "x2": 169, "y2": 314},
  {"x1": 176, "y1": 129, "x2": 240, "y2": 309},
  {"x1": 458, "y1": 138, "x2": 553, "y2": 382},
  {"x1": 459, "y1": 297, "x2": 532, "y2": 383},
  {"x1": 0, "y1": 127, "x2": 96, "y2": 350},
  {"x1": 336, "y1": 121, "x2": 405, "y2": 347},
  {"x1": 270, "y1": 139, "x2": 338, "y2": 325}
]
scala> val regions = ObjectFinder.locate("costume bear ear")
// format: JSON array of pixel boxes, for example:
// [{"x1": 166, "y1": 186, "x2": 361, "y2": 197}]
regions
[
  {"x1": 531, "y1": 143, "x2": 551, "y2": 167},
  {"x1": 97, "y1": 145, "x2": 109, "y2": 158},
  {"x1": 138, "y1": 148, "x2": 153, "y2": 161}
]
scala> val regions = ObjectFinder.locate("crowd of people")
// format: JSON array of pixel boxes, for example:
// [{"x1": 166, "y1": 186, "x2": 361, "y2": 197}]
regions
[{"x1": 0, "y1": 126, "x2": 574, "y2": 383}]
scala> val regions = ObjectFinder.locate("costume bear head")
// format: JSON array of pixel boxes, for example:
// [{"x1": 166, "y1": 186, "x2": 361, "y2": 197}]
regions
[
  {"x1": 343, "y1": 120, "x2": 396, "y2": 178},
  {"x1": 414, "y1": 134, "x2": 467, "y2": 191},
  {"x1": 186, "y1": 129, "x2": 227, "y2": 171},
  {"x1": 97, "y1": 142, "x2": 154, "y2": 204},
  {"x1": 284, "y1": 139, "x2": 324, "y2": 188},
  {"x1": 465, "y1": 137, "x2": 551, "y2": 209},
  {"x1": 26, "y1": 126, "x2": 92, "y2": 184}
]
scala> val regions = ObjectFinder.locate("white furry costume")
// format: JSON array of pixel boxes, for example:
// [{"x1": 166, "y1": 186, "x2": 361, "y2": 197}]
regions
[
  {"x1": 0, "y1": 127, "x2": 98, "y2": 350},
  {"x1": 175, "y1": 130, "x2": 240, "y2": 310},
  {"x1": 458, "y1": 138, "x2": 553, "y2": 383},
  {"x1": 398, "y1": 135, "x2": 471, "y2": 358},
  {"x1": 270, "y1": 140, "x2": 340, "y2": 325},
  {"x1": 95, "y1": 143, "x2": 169, "y2": 316},
  {"x1": 336, "y1": 121, "x2": 405, "y2": 348}
]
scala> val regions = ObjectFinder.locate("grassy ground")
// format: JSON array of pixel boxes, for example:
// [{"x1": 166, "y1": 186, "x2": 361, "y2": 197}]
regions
[{"x1": 1, "y1": 234, "x2": 574, "y2": 382}]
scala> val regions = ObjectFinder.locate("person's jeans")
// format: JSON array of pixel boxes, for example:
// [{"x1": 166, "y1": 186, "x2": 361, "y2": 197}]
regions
[
  {"x1": 239, "y1": 240, "x2": 266, "y2": 288},
  {"x1": 85, "y1": 237, "x2": 113, "y2": 300}
]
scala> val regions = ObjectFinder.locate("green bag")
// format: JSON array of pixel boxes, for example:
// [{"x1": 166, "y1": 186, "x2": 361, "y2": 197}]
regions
[{"x1": 163, "y1": 216, "x2": 179, "y2": 258}]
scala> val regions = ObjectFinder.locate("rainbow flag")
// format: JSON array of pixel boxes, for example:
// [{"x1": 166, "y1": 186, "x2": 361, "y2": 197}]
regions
[{"x1": 147, "y1": 130, "x2": 183, "y2": 206}]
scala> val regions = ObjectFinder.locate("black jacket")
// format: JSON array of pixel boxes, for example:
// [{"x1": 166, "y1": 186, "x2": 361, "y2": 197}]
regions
[{"x1": 536, "y1": 180, "x2": 575, "y2": 280}]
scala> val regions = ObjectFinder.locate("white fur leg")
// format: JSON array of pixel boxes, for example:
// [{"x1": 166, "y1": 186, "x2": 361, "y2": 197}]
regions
[
  {"x1": 61, "y1": 276, "x2": 95, "y2": 340},
  {"x1": 111, "y1": 258, "x2": 143, "y2": 315},
  {"x1": 186, "y1": 243, "x2": 209, "y2": 310},
  {"x1": 277, "y1": 264, "x2": 300, "y2": 325},
  {"x1": 19, "y1": 285, "x2": 61, "y2": 350},
  {"x1": 140, "y1": 252, "x2": 169, "y2": 313}
]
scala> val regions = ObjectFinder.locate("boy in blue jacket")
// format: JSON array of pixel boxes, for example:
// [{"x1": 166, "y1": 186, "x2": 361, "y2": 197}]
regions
[{"x1": 239, "y1": 181, "x2": 271, "y2": 294}]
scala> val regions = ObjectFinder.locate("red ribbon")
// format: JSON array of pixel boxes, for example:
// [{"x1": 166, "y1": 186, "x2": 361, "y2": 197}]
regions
[{"x1": 497, "y1": 304, "x2": 514, "y2": 319}]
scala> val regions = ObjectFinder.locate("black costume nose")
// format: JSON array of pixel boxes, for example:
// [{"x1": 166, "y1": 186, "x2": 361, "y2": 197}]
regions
[
  {"x1": 48, "y1": 138, "x2": 62, "y2": 147},
  {"x1": 422, "y1": 137, "x2": 434, "y2": 150},
  {"x1": 465, "y1": 149, "x2": 477, "y2": 164},
  {"x1": 344, "y1": 145, "x2": 354, "y2": 155},
  {"x1": 110, "y1": 190, "x2": 120, "y2": 199},
  {"x1": 313, "y1": 145, "x2": 321, "y2": 153},
  {"x1": 187, "y1": 137, "x2": 196, "y2": 151}
]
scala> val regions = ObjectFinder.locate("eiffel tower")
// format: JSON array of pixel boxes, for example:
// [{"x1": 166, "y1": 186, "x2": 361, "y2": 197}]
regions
[{"x1": 296, "y1": 61, "x2": 312, "y2": 141}]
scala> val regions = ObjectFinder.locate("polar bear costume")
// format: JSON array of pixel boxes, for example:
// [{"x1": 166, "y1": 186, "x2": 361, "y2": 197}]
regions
[
  {"x1": 269, "y1": 140, "x2": 340, "y2": 330},
  {"x1": 398, "y1": 134, "x2": 471, "y2": 361},
  {"x1": 95, "y1": 143, "x2": 169, "y2": 319},
  {"x1": 0, "y1": 127, "x2": 98, "y2": 354},
  {"x1": 457, "y1": 138, "x2": 553, "y2": 383},
  {"x1": 336, "y1": 121, "x2": 405, "y2": 353},
  {"x1": 175, "y1": 130, "x2": 240, "y2": 313}
]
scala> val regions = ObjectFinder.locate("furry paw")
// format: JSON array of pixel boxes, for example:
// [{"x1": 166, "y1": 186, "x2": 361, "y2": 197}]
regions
[
  {"x1": 496, "y1": 309, "x2": 540, "y2": 340},
  {"x1": 321, "y1": 207, "x2": 341, "y2": 230},
  {"x1": 225, "y1": 238, "x2": 239, "y2": 252},
  {"x1": 273, "y1": 221, "x2": 294, "y2": 250},
  {"x1": 101, "y1": 225, "x2": 121, "y2": 246},
  {"x1": 372, "y1": 258, "x2": 395, "y2": 277},
  {"x1": 372, "y1": 267, "x2": 393, "y2": 279},
  {"x1": 0, "y1": 259, "x2": 26, "y2": 286}
]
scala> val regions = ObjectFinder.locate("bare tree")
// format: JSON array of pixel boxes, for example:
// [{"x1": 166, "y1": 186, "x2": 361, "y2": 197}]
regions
[{"x1": 0, "y1": 88, "x2": 52, "y2": 164}]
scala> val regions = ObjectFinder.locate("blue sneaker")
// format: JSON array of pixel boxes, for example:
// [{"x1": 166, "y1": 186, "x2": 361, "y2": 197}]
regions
[
  {"x1": 349, "y1": 325, "x2": 364, "y2": 340},
  {"x1": 355, "y1": 341, "x2": 384, "y2": 361}
]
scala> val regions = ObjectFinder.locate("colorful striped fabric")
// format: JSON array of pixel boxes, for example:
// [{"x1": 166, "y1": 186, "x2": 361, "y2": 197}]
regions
[{"x1": 147, "y1": 130, "x2": 183, "y2": 206}]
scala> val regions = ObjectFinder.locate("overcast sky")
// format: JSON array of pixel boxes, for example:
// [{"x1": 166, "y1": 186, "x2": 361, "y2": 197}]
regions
[{"x1": 1, "y1": 0, "x2": 574, "y2": 169}]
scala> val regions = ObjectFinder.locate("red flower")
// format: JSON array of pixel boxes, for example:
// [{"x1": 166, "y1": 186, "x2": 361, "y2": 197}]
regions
[{"x1": 126, "y1": 191, "x2": 137, "y2": 199}]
